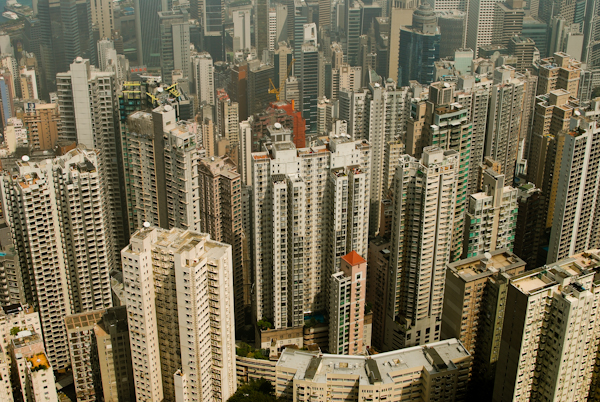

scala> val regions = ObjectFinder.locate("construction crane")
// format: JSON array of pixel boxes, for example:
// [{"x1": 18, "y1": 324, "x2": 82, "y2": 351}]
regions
[{"x1": 269, "y1": 58, "x2": 295, "y2": 101}]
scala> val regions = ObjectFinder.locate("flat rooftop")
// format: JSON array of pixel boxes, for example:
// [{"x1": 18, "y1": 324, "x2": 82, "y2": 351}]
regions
[
  {"x1": 277, "y1": 339, "x2": 470, "y2": 386},
  {"x1": 27, "y1": 352, "x2": 49, "y2": 370},
  {"x1": 449, "y1": 250, "x2": 525, "y2": 281},
  {"x1": 65, "y1": 309, "x2": 105, "y2": 331}
]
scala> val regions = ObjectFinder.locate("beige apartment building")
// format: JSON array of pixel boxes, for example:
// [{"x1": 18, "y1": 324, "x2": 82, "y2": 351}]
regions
[{"x1": 275, "y1": 339, "x2": 472, "y2": 401}]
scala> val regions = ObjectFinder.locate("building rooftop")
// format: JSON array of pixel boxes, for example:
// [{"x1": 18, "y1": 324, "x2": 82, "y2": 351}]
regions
[
  {"x1": 449, "y1": 250, "x2": 525, "y2": 281},
  {"x1": 27, "y1": 352, "x2": 49, "y2": 370},
  {"x1": 342, "y1": 251, "x2": 366, "y2": 266},
  {"x1": 65, "y1": 309, "x2": 105, "y2": 332},
  {"x1": 277, "y1": 339, "x2": 470, "y2": 385}
]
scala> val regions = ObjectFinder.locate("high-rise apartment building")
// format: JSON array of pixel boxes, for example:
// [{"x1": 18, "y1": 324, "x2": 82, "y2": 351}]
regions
[
  {"x1": 442, "y1": 250, "x2": 525, "y2": 396},
  {"x1": 424, "y1": 83, "x2": 473, "y2": 261},
  {"x1": 252, "y1": 137, "x2": 370, "y2": 330},
  {"x1": 485, "y1": 66, "x2": 525, "y2": 184},
  {"x1": 493, "y1": 252, "x2": 600, "y2": 401},
  {"x1": 22, "y1": 103, "x2": 61, "y2": 151},
  {"x1": 514, "y1": 183, "x2": 546, "y2": 269},
  {"x1": 193, "y1": 52, "x2": 215, "y2": 106},
  {"x1": 535, "y1": 52, "x2": 581, "y2": 95},
  {"x1": 198, "y1": 156, "x2": 249, "y2": 331},
  {"x1": 384, "y1": 147, "x2": 458, "y2": 351},
  {"x1": 125, "y1": 106, "x2": 201, "y2": 233},
  {"x1": 159, "y1": 10, "x2": 190, "y2": 85},
  {"x1": 464, "y1": 170, "x2": 518, "y2": 258},
  {"x1": 329, "y1": 251, "x2": 368, "y2": 355},
  {"x1": 56, "y1": 57, "x2": 126, "y2": 257},
  {"x1": 1, "y1": 148, "x2": 114, "y2": 369},
  {"x1": 548, "y1": 116, "x2": 600, "y2": 263},
  {"x1": 122, "y1": 227, "x2": 236, "y2": 402}
]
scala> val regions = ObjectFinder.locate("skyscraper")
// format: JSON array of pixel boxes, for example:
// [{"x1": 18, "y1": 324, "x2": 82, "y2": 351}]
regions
[
  {"x1": 397, "y1": 4, "x2": 441, "y2": 85},
  {"x1": 491, "y1": 0, "x2": 525, "y2": 47},
  {"x1": 256, "y1": 0, "x2": 269, "y2": 55},
  {"x1": 122, "y1": 226, "x2": 237, "y2": 401},
  {"x1": 159, "y1": 10, "x2": 190, "y2": 85},
  {"x1": 252, "y1": 137, "x2": 370, "y2": 330},
  {"x1": 300, "y1": 44, "x2": 319, "y2": 132},
  {"x1": 198, "y1": 156, "x2": 250, "y2": 331},
  {"x1": 135, "y1": 0, "x2": 163, "y2": 67},
  {"x1": 467, "y1": 0, "x2": 504, "y2": 56},
  {"x1": 193, "y1": 52, "x2": 215, "y2": 106},
  {"x1": 485, "y1": 66, "x2": 525, "y2": 184},
  {"x1": 384, "y1": 147, "x2": 458, "y2": 350},
  {"x1": 56, "y1": 58, "x2": 126, "y2": 257},
  {"x1": 464, "y1": 170, "x2": 518, "y2": 258},
  {"x1": 1, "y1": 148, "x2": 114, "y2": 369},
  {"x1": 548, "y1": 116, "x2": 600, "y2": 263}
]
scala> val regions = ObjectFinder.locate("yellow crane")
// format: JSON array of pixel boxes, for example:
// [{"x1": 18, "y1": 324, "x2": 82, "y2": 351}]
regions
[{"x1": 269, "y1": 58, "x2": 295, "y2": 101}]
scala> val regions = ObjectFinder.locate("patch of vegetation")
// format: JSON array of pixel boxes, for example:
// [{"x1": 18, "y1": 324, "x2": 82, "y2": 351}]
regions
[
  {"x1": 10, "y1": 326, "x2": 22, "y2": 336},
  {"x1": 236, "y1": 342, "x2": 269, "y2": 360},
  {"x1": 227, "y1": 379, "x2": 277, "y2": 402},
  {"x1": 257, "y1": 319, "x2": 272, "y2": 331}
]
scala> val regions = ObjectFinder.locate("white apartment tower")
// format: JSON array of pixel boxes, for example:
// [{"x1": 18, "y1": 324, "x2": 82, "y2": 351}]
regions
[
  {"x1": 384, "y1": 147, "x2": 458, "y2": 351},
  {"x1": 193, "y1": 52, "x2": 215, "y2": 106},
  {"x1": 233, "y1": 9, "x2": 252, "y2": 52},
  {"x1": 1, "y1": 148, "x2": 114, "y2": 369},
  {"x1": 485, "y1": 66, "x2": 525, "y2": 184},
  {"x1": 493, "y1": 252, "x2": 600, "y2": 401},
  {"x1": 464, "y1": 169, "x2": 518, "y2": 258},
  {"x1": 268, "y1": 9, "x2": 277, "y2": 51},
  {"x1": 548, "y1": 116, "x2": 600, "y2": 263},
  {"x1": 252, "y1": 137, "x2": 370, "y2": 329},
  {"x1": 56, "y1": 57, "x2": 126, "y2": 257},
  {"x1": 122, "y1": 227, "x2": 237, "y2": 402}
]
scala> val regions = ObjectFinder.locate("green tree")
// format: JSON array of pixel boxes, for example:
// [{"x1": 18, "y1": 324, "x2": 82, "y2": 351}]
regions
[
  {"x1": 228, "y1": 379, "x2": 277, "y2": 402},
  {"x1": 257, "y1": 319, "x2": 272, "y2": 331},
  {"x1": 10, "y1": 326, "x2": 21, "y2": 336}
]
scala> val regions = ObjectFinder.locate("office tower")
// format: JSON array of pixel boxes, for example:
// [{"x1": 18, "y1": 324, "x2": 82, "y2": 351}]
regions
[
  {"x1": 331, "y1": 64, "x2": 362, "y2": 100},
  {"x1": 523, "y1": 17, "x2": 548, "y2": 57},
  {"x1": 268, "y1": 10, "x2": 278, "y2": 51},
  {"x1": 388, "y1": 0, "x2": 420, "y2": 81},
  {"x1": 329, "y1": 251, "x2": 368, "y2": 355},
  {"x1": 125, "y1": 106, "x2": 201, "y2": 232},
  {"x1": 346, "y1": 2, "x2": 362, "y2": 66},
  {"x1": 442, "y1": 251, "x2": 525, "y2": 397},
  {"x1": 535, "y1": 52, "x2": 581, "y2": 95},
  {"x1": 28, "y1": 1, "x2": 55, "y2": 90},
  {"x1": 1, "y1": 148, "x2": 114, "y2": 369},
  {"x1": 467, "y1": 0, "x2": 504, "y2": 56},
  {"x1": 275, "y1": 340, "x2": 472, "y2": 400},
  {"x1": 300, "y1": 44, "x2": 319, "y2": 132},
  {"x1": 485, "y1": 66, "x2": 525, "y2": 184},
  {"x1": 159, "y1": 10, "x2": 190, "y2": 85},
  {"x1": 233, "y1": 8, "x2": 252, "y2": 52},
  {"x1": 384, "y1": 147, "x2": 458, "y2": 350},
  {"x1": 398, "y1": 4, "x2": 441, "y2": 86},
  {"x1": 436, "y1": 11, "x2": 466, "y2": 58},
  {"x1": 248, "y1": 64, "x2": 277, "y2": 116},
  {"x1": 508, "y1": 36, "x2": 536, "y2": 72},
  {"x1": 252, "y1": 137, "x2": 370, "y2": 330},
  {"x1": 424, "y1": 83, "x2": 472, "y2": 261},
  {"x1": 319, "y1": 0, "x2": 331, "y2": 28},
  {"x1": 464, "y1": 170, "x2": 518, "y2": 258},
  {"x1": 0, "y1": 77, "x2": 12, "y2": 127},
  {"x1": 493, "y1": 254, "x2": 600, "y2": 402},
  {"x1": 492, "y1": 0, "x2": 525, "y2": 47},
  {"x1": 292, "y1": 0, "x2": 309, "y2": 60},
  {"x1": 122, "y1": 227, "x2": 237, "y2": 402},
  {"x1": 198, "y1": 156, "x2": 249, "y2": 331},
  {"x1": 192, "y1": 52, "x2": 215, "y2": 106},
  {"x1": 91, "y1": 0, "x2": 114, "y2": 39},
  {"x1": 56, "y1": 58, "x2": 126, "y2": 255},
  {"x1": 514, "y1": 183, "x2": 546, "y2": 269},
  {"x1": 22, "y1": 103, "x2": 62, "y2": 151},
  {"x1": 274, "y1": 44, "x2": 292, "y2": 97},
  {"x1": 135, "y1": 0, "x2": 162, "y2": 67},
  {"x1": 547, "y1": 116, "x2": 600, "y2": 263}
]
